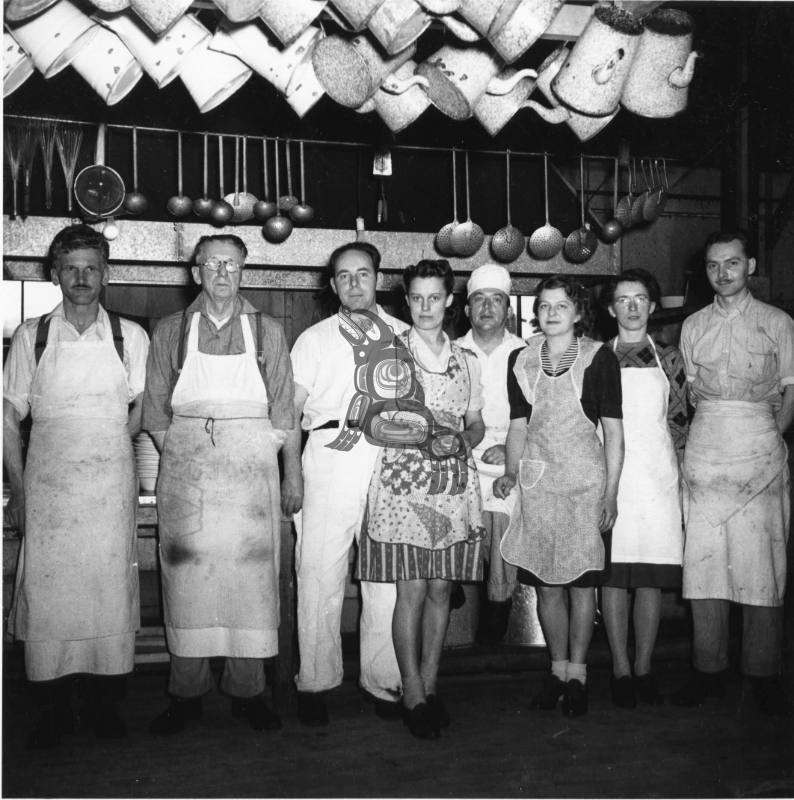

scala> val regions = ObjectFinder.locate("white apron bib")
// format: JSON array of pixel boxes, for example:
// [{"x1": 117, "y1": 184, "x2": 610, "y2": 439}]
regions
[
  {"x1": 500, "y1": 342, "x2": 606, "y2": 584},
  {"x1": 10, "y1": 323, "x2": 139, "y2": 679},
  {"x1": 157, "y1": 312, "x2": 281, "y2": 658},
  {"x1": 611, "y1": 337, "x2": 682, "y2": 565}
]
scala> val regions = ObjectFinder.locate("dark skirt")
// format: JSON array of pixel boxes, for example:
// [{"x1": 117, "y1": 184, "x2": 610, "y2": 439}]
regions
[
  {"x1": 357, "y1": 527, "x2": 484, "y2": 583},
  {"x1": 517, "y1": 531, "x2": 612, "y2": 588},
  {"x1": 604, "y1": 562, "x2": 682, "y2": 589}
]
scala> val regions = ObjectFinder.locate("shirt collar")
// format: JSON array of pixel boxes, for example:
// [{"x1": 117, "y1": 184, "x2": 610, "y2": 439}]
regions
[
  {"x1": 189, "y1": 294, "x2": 258, "y2": 319},
  {"x1": 712, "y1": 289, "x2": 754, "y2": 318},
  {"x1": 47, "y1": 303, "x2": 108, "y2": 334}
]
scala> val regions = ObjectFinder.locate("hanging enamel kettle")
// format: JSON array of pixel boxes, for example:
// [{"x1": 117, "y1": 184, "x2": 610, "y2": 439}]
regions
[{"x1": 621, "y1": 8, "x2": 699, "y2": 118}]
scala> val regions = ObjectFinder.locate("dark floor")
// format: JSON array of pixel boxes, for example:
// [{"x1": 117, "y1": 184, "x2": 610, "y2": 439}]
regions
[{"x1": 3, "y1": 628, "x2": 794, "y2": 799}]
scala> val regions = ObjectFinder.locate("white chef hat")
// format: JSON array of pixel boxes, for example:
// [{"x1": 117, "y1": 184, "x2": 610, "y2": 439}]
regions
[{"x1": 467, "y1": 263, "x2": 512, "y2": 298}]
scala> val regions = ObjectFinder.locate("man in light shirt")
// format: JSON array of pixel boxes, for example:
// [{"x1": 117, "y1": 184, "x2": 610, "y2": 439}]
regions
[
  {"x1": 282, "y1": 242, "x2": 409, "y2": 726},
  {"x1": 456, "y1": 263, "x2": 525, "y2": 644},
  {"x1": 673, "y1": 231, "x2": 794, "y2": 715}
]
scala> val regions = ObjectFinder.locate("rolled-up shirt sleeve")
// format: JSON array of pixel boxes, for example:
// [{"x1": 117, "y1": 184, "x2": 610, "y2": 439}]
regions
[
  {"x1": 261, "y1": 318, "x2": 295, "y2": 430},
  {"x1": 142, "y1": 315, "x2": 179, "y2": 433},
  {"x1": 3, "y1": 321, "x2": 36, "y2": 418},
  {"x1": 773, "y1": 310, "x2": 794, "y2": 388}
]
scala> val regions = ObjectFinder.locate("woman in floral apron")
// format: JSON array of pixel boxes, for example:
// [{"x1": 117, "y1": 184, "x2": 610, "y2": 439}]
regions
[
  {"x1": 495, "y1": 275, "x2": 624, "y2": 717},
  {"x1": 359, "y1": 259, "x2": 485, "y2": 739},
  {"x1": 601, "y1": 269, "x2": 687, "y2": 708}
]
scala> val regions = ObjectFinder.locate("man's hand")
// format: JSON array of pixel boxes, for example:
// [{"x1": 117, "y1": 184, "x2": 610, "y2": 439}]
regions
[
  {"x1": 281, "y1": 471, "x2": 304, "y2": 516},
  {"x1": 493, "y1": 473, "x2": 516, "y2": 500},
  {"x1": 481, "y1": 444, "x2": 506, "y2": 465},
  {"x1": 4, "y1": 489, "x2": 25, "y2": 537}
]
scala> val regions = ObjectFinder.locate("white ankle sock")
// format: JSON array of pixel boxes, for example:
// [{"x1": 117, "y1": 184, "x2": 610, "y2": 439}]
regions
[
  {"x1": 567, "y1": 662, "x2": 587, "y2": 684},
  {"x1": 551, "y1": 660, "x2": 569, "y2": 682}
]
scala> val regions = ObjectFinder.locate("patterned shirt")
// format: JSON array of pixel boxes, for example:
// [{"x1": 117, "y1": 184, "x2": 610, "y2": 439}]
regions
[
  {"x1": 613, "y1": 338, "x2": 688, "y2": 455},
  {"x1": 680, "y1": 291, "x2": 794, "y2": 409}
]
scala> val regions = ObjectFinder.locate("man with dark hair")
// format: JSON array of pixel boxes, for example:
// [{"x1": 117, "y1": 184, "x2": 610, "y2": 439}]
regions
[
  {"x1": 143, "y1": 234, "x2": 294, "y2": 735},
  {"x1": 3, "y1": 223, "x2": 149, "y2": 748},
  {"x1": 674, "y1": 230, "x2": 794, "y2": 714},
  {"x1": 282, "y1": 241, "x2": 408, "y2": 726}
]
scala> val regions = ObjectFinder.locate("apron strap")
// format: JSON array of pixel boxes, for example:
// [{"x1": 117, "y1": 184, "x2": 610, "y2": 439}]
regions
[{"x1": 35, "y1": 312, "x2": 124, "y2": 365}]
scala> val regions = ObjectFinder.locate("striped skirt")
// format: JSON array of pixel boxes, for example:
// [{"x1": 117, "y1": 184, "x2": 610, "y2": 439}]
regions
[{"x1": 357, "y1": 522, "x2": 484, "y2": 583}]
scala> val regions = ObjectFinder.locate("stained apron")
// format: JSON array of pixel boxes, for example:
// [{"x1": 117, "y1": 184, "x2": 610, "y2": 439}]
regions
[
  {"x1": 10, "y1": 330, "x2": 139, "y2": 680},
  {"x1": 682, "y1": 400, "x2": 789, "y2": 605},
  {"x1": 500, "y1": 347, "x2": 606, "y2": 584},
  {"x1": 157, "y1": 312, "x2": 281, "y2": 658},
  {"x1": 611, "y1": 337, "x2": 682, "y2": 565}
]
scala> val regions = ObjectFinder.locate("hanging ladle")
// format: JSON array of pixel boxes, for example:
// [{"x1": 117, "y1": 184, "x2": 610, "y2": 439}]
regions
[
  {"x1": 614, "y1": 158, "x2": 634, "y2": 230},
  {"x1": 193, "y1": 133, "x2": 214, "y2": 218},
  {"x1": 278, "y1": 139, "x2": 298, "y2": 212},
  {"x1": 123, "y1": 127, "x2": 147, "y2": 215},
  {"x1": 290, "y1": 140, "x2": 315, "y2": 225},
  {"x1": 435, "y1": 148, "x2": 459, "y2": 256},
  {"x1": 630, "y1": 158, "x2": 648, "y2": 225},
  {"x1": 210, "y1": 134, "x2": 233, "y2": 226},
  {"x1": 601, "y1": 157, "x2": 623, "y2": 243},
  {"x1": 642, "y1": 158, "x2": 665, "y2": 222},
  {"x1": 449, "y1": 150, "x2": 484, "y2": 257},
  {"x1": 563, "y1": 154, "x2": 598, "y2": 264},
  {"x1": 491, "y1": 148, "x2": 525, "y2": 263},
  {"x1": 528, "y1": 152, "x2": 564, "y2": 260},
  {"x1": 253, "y1": 137, "x2": 277, "y2": 222},
  {"x1": 167, "y1": 131, "x2": 193, "y2": 217},
  {"x1": 225, "y1": 136, "x2": 255, "y2": 223},
  {"x1": 263, "y1": 138, "x2": 293, "y2": 243}
]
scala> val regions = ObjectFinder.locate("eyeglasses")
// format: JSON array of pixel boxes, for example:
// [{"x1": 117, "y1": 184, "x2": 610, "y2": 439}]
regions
[
  {"x1": 198, "y1": 258, "x2": 242, "y2": 273},
  {"x1": 614, "y1": 294, "x2": 650, "y2": 307}
]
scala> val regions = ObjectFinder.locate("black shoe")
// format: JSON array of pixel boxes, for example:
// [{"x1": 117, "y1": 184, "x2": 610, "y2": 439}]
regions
[
  {"x1": 297, "y1": 691, "x2": 328, "y2": 727},
  {"x1": 749, "y1": 676, "x2": 793, "y2": 717},
  {"x1": 94, "y1": 706, "x2": 128, "y2": 739},
  {"x1": 373, "y1": 698, "x2": 403, "y2": 721},
  {"x1": 562, "y1": 679, "x2": 588, "y2": 717},
  {"x1": 529, "y1": 674, "x2": 566, "y2": 710},
  {"x1": 635, "y1": 673, "x2": 664, "y2": 706},
  {"x1": 149, "y1": 698, "x2": 202, "y2": 736},
  {"x1": 231, "y1": 697, "x2": 282, "y2": 731},
  {"x1": 402, "y1": 702, "x2": 440, "y2": 739},
  {"x1": 670, "y1": 670, "x2": 726, "y2": 707},
  {"x1": 610, "y1": 675, "x2": 637, "y2": 709},
  {"x1": 426, "y1": 694, "x2": 451, "y2": 729},
  {"x1": 476, "y1": 599, "x2": 513, "y2": 646}
]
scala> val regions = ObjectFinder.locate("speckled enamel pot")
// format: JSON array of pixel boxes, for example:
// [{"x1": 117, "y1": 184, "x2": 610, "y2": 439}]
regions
[
  {"x1": 130, "y1": 0, "x2": 194, "y2": 36},
  {"x1": 70, "y1": 24, "x2": 143, "y2": 105},
  {"x1": 329, "y1": 0, "x2": 386, "y2": 30},
  {"x1": 473, "y1": 67, "x2": 537, "y2": 136},
  {"x1": 258, "y1": 0, "x2": 327, "y2": 46},
  {"x1": 98, "y1": 12, "x2": 209, "y2": 88},
  {"x1": 312, "y1": 33, "x2": 417, "y2": 108},
  {"x1": 457, "y1": 0, "x2": 506, "y2": 37},
  {"x1": 3, "y1": 0, "x2": 59, "y2": 22},
  {"x1": 179, "y1": 35, "x2": 253, "y2": 113},
  {"x1": 621, "y1": 8, "x2": 698, "y2": 118},
  {"x1": 416, "y1": 44, "x2": 502, "y2": 121},
  {"x1": 527, "y1": 45, "x2": 618, "y2": 141},
  {"x1": 551, "y1": 3, "x2": 643, "y2": 117},
  {"x1": 211, "y1": 0, "x2": 266, "y2": 23},
  {"x1": 7, "y1": 0, "x2": 98, "y2": 77},
  {"x1": 3, "y1": 32, "x2": 34, "y2": 97},
  {"x1": 488, "y1": 0, "x2": 566, "y2": 64},
  {"x1": 373, "y1": 59, "x2": 431, "y2": 131},
  {"x1": 367, "y1": 0, "x2": 431, "y2": 55}
]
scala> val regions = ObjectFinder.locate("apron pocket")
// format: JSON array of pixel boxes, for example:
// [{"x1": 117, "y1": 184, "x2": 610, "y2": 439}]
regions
[{"x1": 519, "y1": 459, "x2": 545, "y2": 490}]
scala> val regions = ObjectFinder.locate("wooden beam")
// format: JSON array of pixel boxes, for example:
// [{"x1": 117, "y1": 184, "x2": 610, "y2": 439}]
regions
[{"x1": 3, "y1": 216, "x2": 620, "y2": 292}]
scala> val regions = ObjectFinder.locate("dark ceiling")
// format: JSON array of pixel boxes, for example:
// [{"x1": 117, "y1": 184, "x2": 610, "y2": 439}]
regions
[{"x1": 5, "y1": 1, "x2": 794, "y2": 236}]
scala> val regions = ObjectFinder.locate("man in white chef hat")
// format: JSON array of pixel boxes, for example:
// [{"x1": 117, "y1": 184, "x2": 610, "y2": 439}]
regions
[{"x1": 456, "y1": 263, "x2": 526, "y2": 644}]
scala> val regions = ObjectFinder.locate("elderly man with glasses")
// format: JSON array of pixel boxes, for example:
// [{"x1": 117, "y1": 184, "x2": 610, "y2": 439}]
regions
[{"x1": 143, "y1": 234, "x2": 295, "y2": 735}]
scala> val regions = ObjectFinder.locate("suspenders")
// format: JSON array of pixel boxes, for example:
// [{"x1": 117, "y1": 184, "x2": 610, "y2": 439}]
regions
[{"x1": 34, "y1": 311, "x2": 124, "y2": 366}]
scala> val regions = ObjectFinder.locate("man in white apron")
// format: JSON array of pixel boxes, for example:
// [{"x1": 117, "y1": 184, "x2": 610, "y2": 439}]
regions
[
  {"x1": 143, "y1": 235, "x2": 294, "y2": 735},
  {"x1": 455, "y1": 264, "x2": 525, "y2": 644},
  {"x1": 674, "y1": 231, "x2": 794, "y2": 715},
  {"x1": 282, "y1": 242, "x2": 408, "y2": 726},
  {"x1": 3, "y1": 224, "x2": 149, "y2": 748}
]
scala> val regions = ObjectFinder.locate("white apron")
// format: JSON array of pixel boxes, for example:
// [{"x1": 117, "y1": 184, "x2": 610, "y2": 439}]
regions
[
  {"x1": 11, "y1": 323, "x2": 139, "y2": 680},
  {"x1": 157, "y1": 313, "x2": 281, "y2": 658},
  {"x1": 500, "y1": 341, "x2": 606, "y2": 584},
  {"x1": 682, "y1": 400, "x2": 789, "y2": 605},
  {"x1": 611, "y1": 337, "x2": 682, "y2": 565}
]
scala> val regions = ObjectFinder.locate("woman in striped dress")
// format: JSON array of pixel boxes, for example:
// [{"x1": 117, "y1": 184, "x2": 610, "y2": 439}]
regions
[{"x1": 359, "y1": 259, "x2": 486, "y2": 740}]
